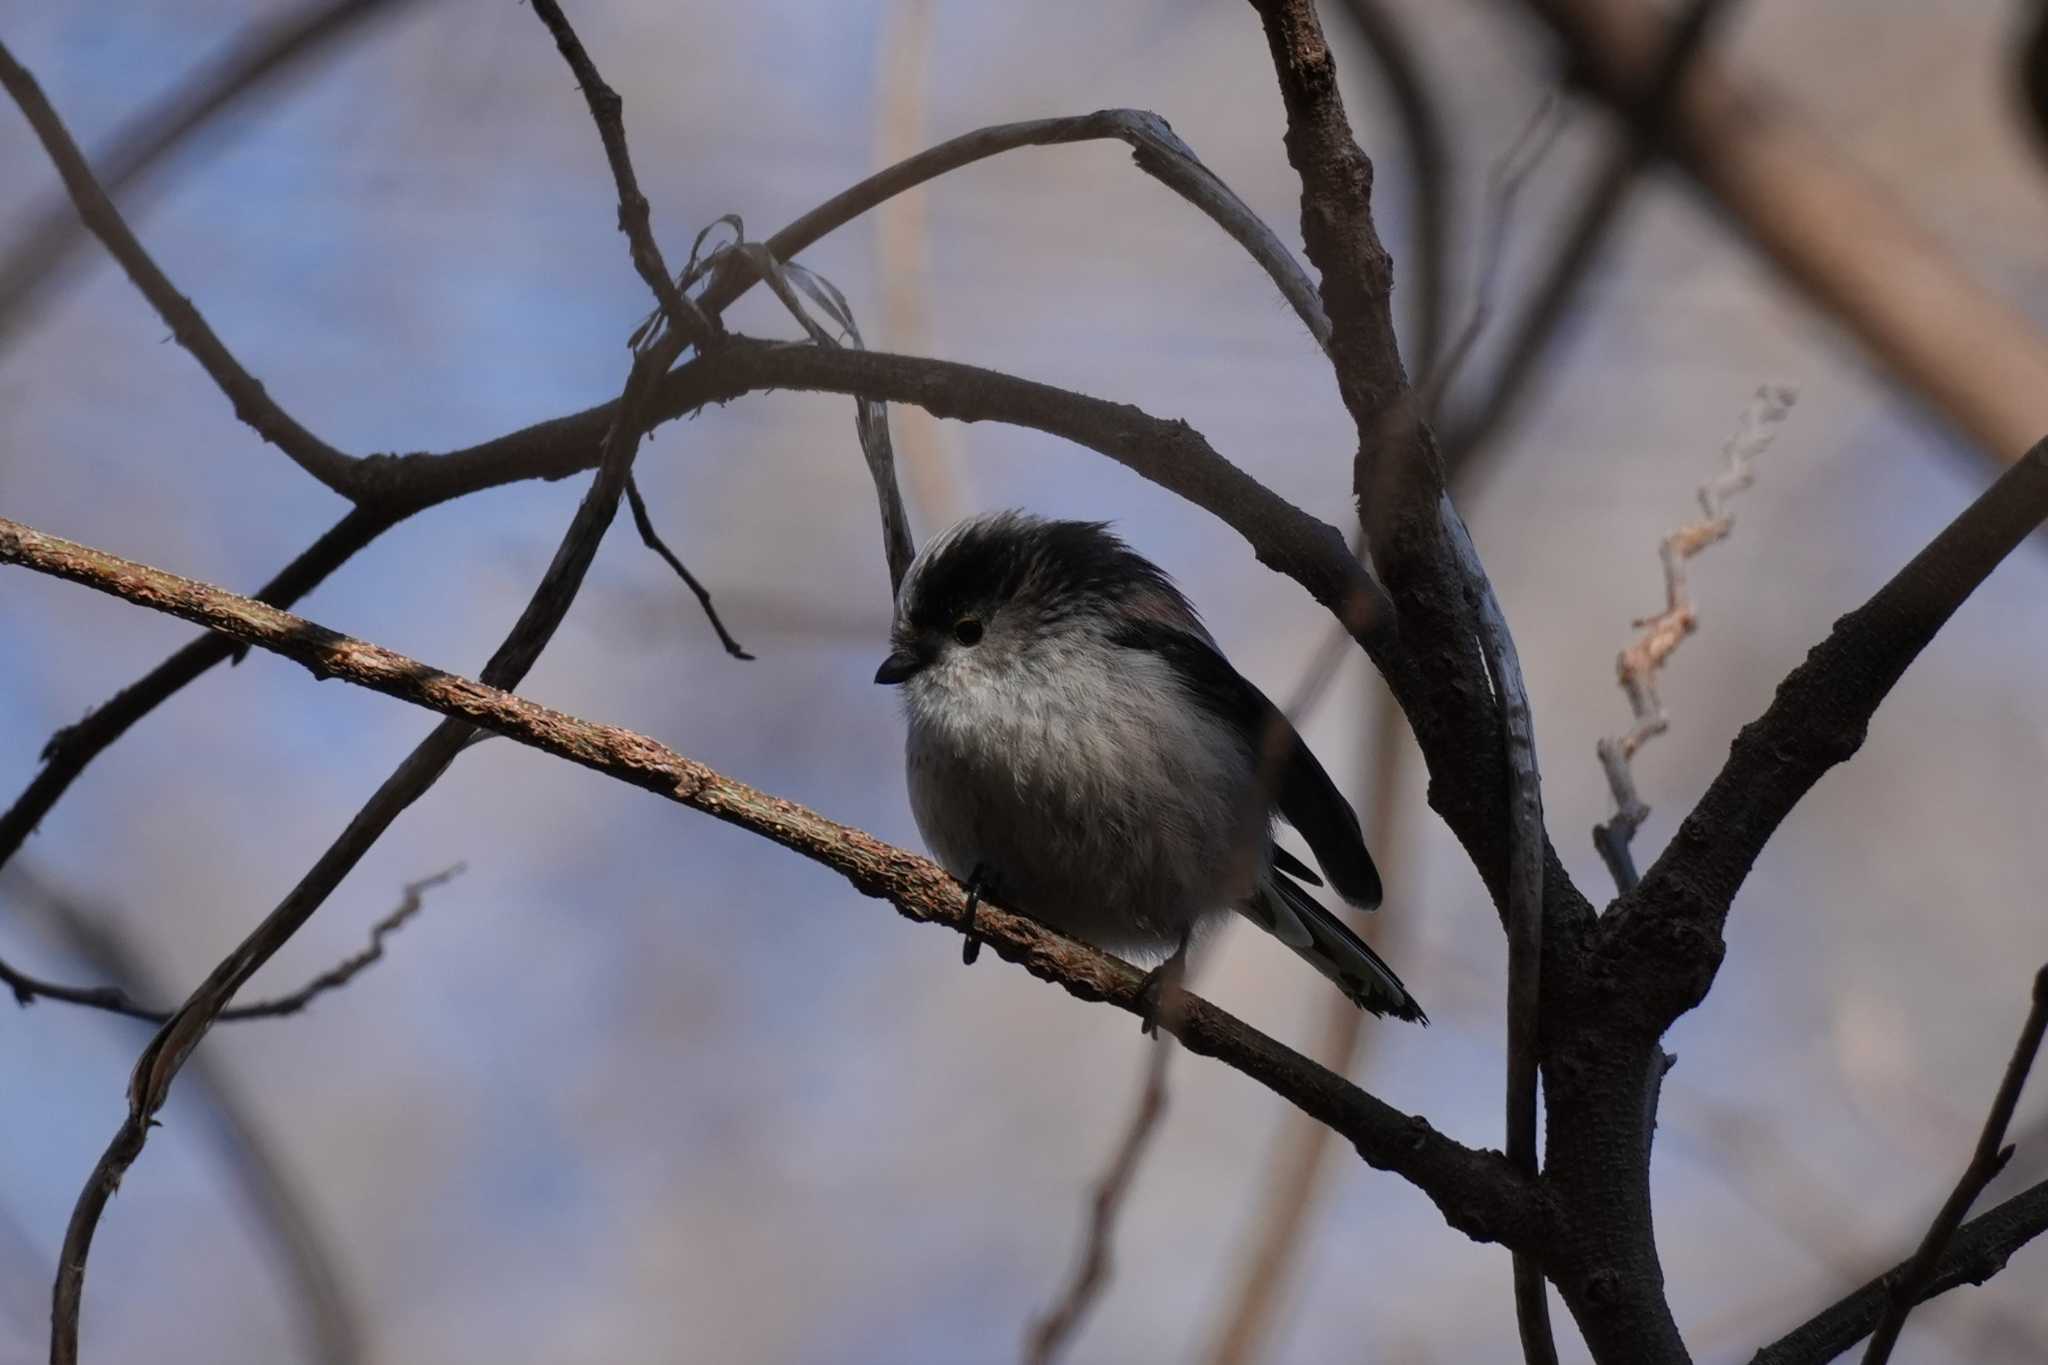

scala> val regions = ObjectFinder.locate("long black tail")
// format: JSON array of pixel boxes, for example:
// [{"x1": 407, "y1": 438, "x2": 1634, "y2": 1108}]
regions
[{"x1": 1240, "y1": 871, "x2": 1426, "y2": 1023}]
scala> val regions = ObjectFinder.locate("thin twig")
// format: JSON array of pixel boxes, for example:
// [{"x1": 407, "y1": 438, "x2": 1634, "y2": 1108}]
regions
[
  {"x1": 526, "y1": 0, "x2": 710, "y2": 346},
  {"x1": 0, "y1": 511, "x2": 1553, "y2": 1257},
  {"x1": 1746, "y1": 1178, "x2": 2048, "y2": 1365},
  {"x1": 0, "y1": 39, "x2": 360, "y2": 495},
  {"x1": 727, "y1": 240, "x2": 915, "y2": 593},
  {"x1": 1861, "y1": 965, "x2": 2048, "y2": 1363},
  {"x1": 1025, "y1": 1034, "x2": 1176, "y2": 1364},
  {"x1": 622, "y1": 475, "x2": 753, "y2": 659},
  {"x1": 0, "y1": 865, "x2": 463, "y2": 1023},
  {"x1": 1593, "y1": 385, "x2": 1796, "y2": 892}
]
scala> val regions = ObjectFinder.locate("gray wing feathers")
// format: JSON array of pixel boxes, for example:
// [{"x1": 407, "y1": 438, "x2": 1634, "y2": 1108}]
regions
[{"x1": 1243, "y1": 872, "x2": 1425, "y2": 1023}]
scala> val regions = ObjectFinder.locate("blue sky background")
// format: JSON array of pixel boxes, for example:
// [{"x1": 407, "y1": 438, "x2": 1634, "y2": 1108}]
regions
[{"x1": 3, "y1": 2, "x2": 2048, "y2": 1361}]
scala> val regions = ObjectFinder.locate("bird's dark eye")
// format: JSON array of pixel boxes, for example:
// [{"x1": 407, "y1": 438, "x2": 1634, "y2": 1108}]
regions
[{"x1": 953, "y1": 617, "x2": 984, "y2": 646}]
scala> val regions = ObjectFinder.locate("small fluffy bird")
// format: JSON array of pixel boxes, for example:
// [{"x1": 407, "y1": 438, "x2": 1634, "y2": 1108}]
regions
[{"x1": 875, "y1": 510, "x2": 1424, "y2": 1024}]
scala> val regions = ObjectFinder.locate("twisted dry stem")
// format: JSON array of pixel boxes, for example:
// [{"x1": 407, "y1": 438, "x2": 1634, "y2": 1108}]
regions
[
  {"x1": 0, "y1": 866, "x2": 462, "y2": 1023},
  {"x1": 1593, "y1": 384, "x2": 1796, "y2": 892}
]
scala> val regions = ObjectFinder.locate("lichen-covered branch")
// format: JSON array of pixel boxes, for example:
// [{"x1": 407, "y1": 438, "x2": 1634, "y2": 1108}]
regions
[{"x1": 0, "y1": 512, "x2": 1553, "y2": 1260}]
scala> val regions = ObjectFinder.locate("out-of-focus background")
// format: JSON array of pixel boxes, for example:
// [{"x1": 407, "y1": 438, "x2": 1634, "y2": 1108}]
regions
[{"x1": 3, "y1": 1, "x2": 2047, "y2": 1361}]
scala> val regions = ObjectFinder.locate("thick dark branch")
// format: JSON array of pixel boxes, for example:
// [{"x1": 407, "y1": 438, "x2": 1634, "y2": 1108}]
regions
[
  {"x1": 0, "y1": 865, "x2": 460, "y2": 1024},
  {"x1": 0, "y1": 512, "x2": 1553, "y2": 1257},
  {"x1": 1619, "y1": 435, "x2": 2048, "y2": 1028},
  {"x1": 1245, "y1": 6, "x2": 1573, "y2": 1358},
  {"x1": 0, "y1": 39, "x2": 359, "y2": 495},
  {"x1": 1862, "y1": 966, "x2": 2048, "y2": 1363},
  {"x1": 1749, "y1": 1176, "x2": 2048, "y2": 1365}
]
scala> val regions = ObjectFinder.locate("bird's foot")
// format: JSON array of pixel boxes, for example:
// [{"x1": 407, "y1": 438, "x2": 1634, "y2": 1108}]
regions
[
  {"x1": 960, "y1": 866, "x2": 991, "y2": 965},
  {"x1": 1135, "y1": 931, "x2": 1192, "y2": 1037}
]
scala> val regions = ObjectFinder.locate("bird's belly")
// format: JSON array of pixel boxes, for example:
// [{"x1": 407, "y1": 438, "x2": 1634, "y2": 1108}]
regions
[{"x1": 904, "y1": 687, "x2": 1262, "y2": 954}]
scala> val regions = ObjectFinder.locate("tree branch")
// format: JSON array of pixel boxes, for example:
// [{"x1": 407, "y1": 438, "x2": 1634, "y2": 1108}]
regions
[
  {"x1": 1244, "y1": 5, "x2": 1573, "y2": 1359},
  {"x1": 1749, "y1": 1178, "x2": 2048, "y2": 1365},
  {"x1": 1861, "y1": 965, "x2": 2048, "y2": 1363},
  {"x1": 0, "y1": 104, "x2": 1389, "y2": 881},
  {"x1": 0, "y1": 512, "x2": 1555, "y2": 1261},
  {"x1": 0, "y1": 865, "x2": 461, "y2": 1024},
  {"x1": 1618, "y1": 433, "x2": 2048, "y2": 1029},
  {"x1": 41, "y1": 12, "x2": 698, "y2": 1350},
  {"x1": 0, "y1": 38, "x2": 360, "y2": 495}
]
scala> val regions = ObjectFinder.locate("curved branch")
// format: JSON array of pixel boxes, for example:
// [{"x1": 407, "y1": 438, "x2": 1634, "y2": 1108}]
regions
[
  {"x1": 0, "y1": 511, "x2": 1553, "y2": 1259},
  {"x1": 0, "y1": 865, "x2": 461, "y2": 1024},
  {"x1": 0, "y1": 39, "x2": 359, "y2": 494},
  {"x1": 0, "y1": 105, "x2": 1365, "y2": 877},
  {"x1": 1618, "y1": 434, "x2": 2048, "y2": 1029}
]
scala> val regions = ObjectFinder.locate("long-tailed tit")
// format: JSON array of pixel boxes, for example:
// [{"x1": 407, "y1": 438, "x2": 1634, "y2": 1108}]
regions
[{"x1": 875, "y1": 510, "x2": 1424, "y2": 1026}]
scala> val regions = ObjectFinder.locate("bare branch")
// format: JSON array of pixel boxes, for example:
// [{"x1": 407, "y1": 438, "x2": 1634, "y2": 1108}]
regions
[
  {"x1": 0, "y1": 512, "x2": 1553, "y2": 1259},
  {"x1": 1025, "y1": 1036, "x2": 1175, "y2": 1365},
  {"x1": 6, "y1": 865, "x2": 365, "y2": 1365},
  {"x1": 622, "y1": 475, "x2": 753, "y2": 660},
  {"x1": 0, "y1": 105, "x2": 1384, "y2": 877},
  {"x1": 0, "y1": 39, "x2": 360, "y2": 495},
  {"x1": 0, "y1": 865, "x2": 462, "y2": 1023},
  {"x1": 1619, "y1": 432, "x2": 2048, "y2": 1029},
  {"x1": 1861, "y1": 965, "x2": 2048, "y2": 1363},
  {"x1": 45, "y1": 324, "x2": 680, "y2": 1363},
  {"x1": 1749, "y1": 1180, "x2": 2048, "y2": 1365},
  {"x1": 0, "y1": 0, "x2": 420, "y2": 350},
  {"x1": 1593, "y1": 385, "x2": 1796, "y2": 892},
  {"x1": 526, "y1": 0, "x2": 710, "y2": 345}
]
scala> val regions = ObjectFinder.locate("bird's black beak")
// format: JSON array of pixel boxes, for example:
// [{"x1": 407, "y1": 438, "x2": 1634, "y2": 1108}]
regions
[{"x1": 874, "y1": 647, "x2": 924, "y2": 685}]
